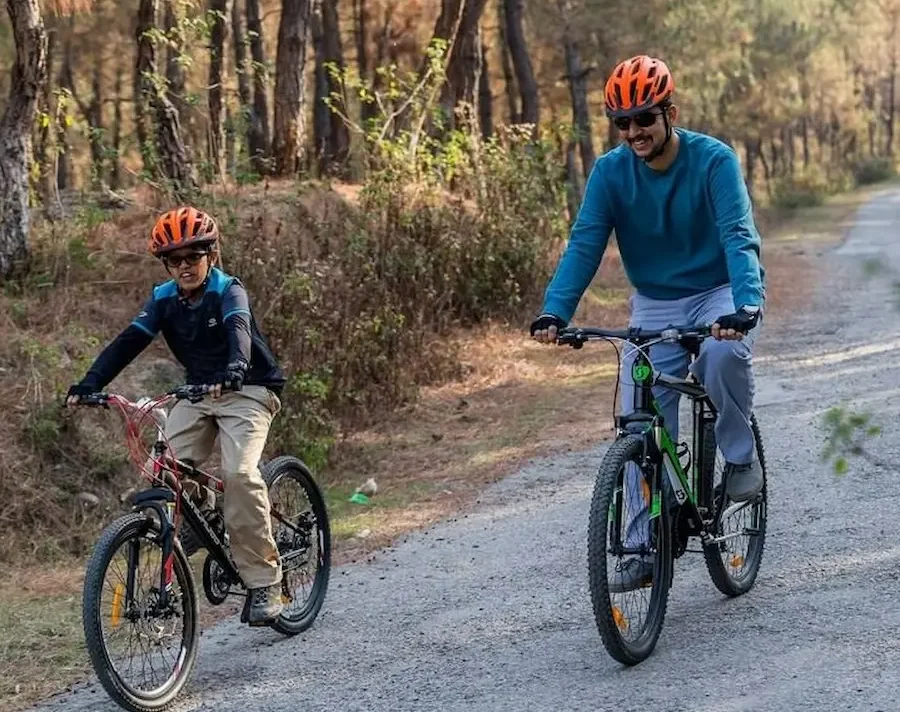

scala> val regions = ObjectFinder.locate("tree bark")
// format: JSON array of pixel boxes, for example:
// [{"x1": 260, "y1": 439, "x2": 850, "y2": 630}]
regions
[
  {"x1": 56, "y1": 16, "x2": 74, "y2": 191},
  {"x1": 110, "y1": 63, "x2": 124, "y2": 188},
  {"x1": 163, "y1": 0, "x2": 188, "y2": 121},
  {"x1": 208, "y1": 0, "x2": 233, "y2": 179},
  {"x1": 477, "y1": 35, "x2": 492, "y2": 139},
  {"x1": 496, "y1": 0, "x2": 518, "y2": 123},
  {"x1": 246, "y1": 0, "x2": 271, "y2": 173},
  {"x1": 272, "y1": 0, "x2": 312, "y2": 176},
  {"x1": 0, "y1": 0, "x2": 47, "y2": 278},
  {"x1": 560, "y1": 1, "x2": 594, "y2": 177},
  {"x1": 233, "y1": 0, "x2": 251, "y2": 109},
  {"x1": 136, "y1": 0, "x2": 195, "y2": 194},
  {"x1": 887, "y1": 48, "x2": 897, "y2": 157},
  {"x1": 34, "y1": 22, "x2": 55, "y2": 206},
  {"x1": 352, "y1": 0, "x2": 368, "y2": 81},
  {"x1": 311, "y1": 0, "x2": 349, "y2": 173},
  {"x1": 429, "y1": 0, "x2": 489, "y2": 131},
  {"x1": 503, "y1": 0, "x2": 538, "y2": 127}
]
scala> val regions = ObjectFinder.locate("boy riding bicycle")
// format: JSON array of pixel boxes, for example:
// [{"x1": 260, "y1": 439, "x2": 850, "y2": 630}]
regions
[{"x1": 66, "y1": 206, "x2": 286, "y2": 625}]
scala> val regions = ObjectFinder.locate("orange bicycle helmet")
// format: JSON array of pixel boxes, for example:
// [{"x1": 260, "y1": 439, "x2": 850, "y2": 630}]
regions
[
  {"x1": 148, "y1": 206, "x2": 219, "y2": 257},
  {"x1": 604, "y1": 55, "x2": 674, "y2": 118}
]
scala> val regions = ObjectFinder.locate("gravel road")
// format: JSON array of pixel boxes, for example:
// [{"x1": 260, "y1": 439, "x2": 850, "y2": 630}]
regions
[{"x1": 33, "y1": 186, "x2": 900, "y2": 712}]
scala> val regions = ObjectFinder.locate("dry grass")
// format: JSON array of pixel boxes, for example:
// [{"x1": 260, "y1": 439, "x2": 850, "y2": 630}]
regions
[{"x1": 0, "y1": 178, "x2": 886, "y2": 712}]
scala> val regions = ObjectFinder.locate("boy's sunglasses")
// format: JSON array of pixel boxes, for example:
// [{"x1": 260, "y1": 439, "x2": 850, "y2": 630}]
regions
[
  {"x1": 613, "y1": 110, "x2": 662, "y2": 131},
  {"x1": 164, "y1": 251, "x2": 208, "y2": 268}
]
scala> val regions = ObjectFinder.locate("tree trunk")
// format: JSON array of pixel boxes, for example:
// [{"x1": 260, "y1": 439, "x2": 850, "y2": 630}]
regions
[
  {"x1": 478, "y1": 35, "x2": 492, "y2": 139},
  {"x1": 136, "y1": 0, "x2": 195, "y2": 194},
  {"x1": 756, "y1": 138, "x2": 772, "y2": 198},
  {"x1": 56, "y1": 17, "x2": 73, "y2": 191},
  {"x1": 0, "y1": 0, "x2": 47, "y2": 278},
  {"x1": 35, "y1": 22, "x2": 55, "y2": 206},
  {"x1": 233, "y1": 0, "x2": 251, "y2": 109},
  {"x1": 163, "y1": 0, "x2": 188, "y2": 121},
  {"x1": 430, "y1": 0, "x2": 489, "y2": 131},
  {"x1": 503, "y1": 0, "x2": 538, "y2": 127},
  {"x1": 887, "y1": 48, "x2": 897, "y2": 157},
  {"x1": 744, "y1": 139, "x2": 756, "y2": 200},
  {"x1": 353, "y1": 0, "x2": 368, "y2": 81},
  {"x1": 496, "y1": 0, "x2": 518, "y2": 123},
  {"x1": 208, "y1": 0, "x2": 233, "y2": 179},
  {"x1": 313, "y1": 0, "x2": 349, "y2": 172},
  {"x1": 272, "y1": 0, "x2": 312, "y2": 176},
  {"x1": 565, "y1": 140, "x2": 582, "y2": 224},
  {"x1": 560, "y1": 1, "x2": 594, "y2": 177},
  {"x1": 110, "y1": 63, "x2": 124, "y2": 189},
  {"x1": 246, "y1": 0, "x2": 271, "y2": 173}
]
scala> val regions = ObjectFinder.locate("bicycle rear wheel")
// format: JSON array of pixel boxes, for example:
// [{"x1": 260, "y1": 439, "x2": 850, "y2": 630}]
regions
[
  {"x1": 588, "y1": 434, "x2": 673, "y2": 665},
  {"x1": 82, "y1": 513, "x2": 198, "y2": 712},
  {"x1": 702, "y1": 413, "x2": 768, "y2": 596},
  {"x1": 263, "y1": 456, "x2": 331, "y2": 635}
]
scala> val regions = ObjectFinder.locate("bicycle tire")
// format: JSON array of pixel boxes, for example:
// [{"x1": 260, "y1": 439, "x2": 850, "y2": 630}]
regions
[
  {"x1": 702, "y1": 413, "x2": 768, "y2": 596},
  {"x1": 588, "y1": 434, "x2": 673, "y2": 665},
  {"x1": 263, "y1": 456, "x2": 331, "y2": 635},
  {"x1": 82, "y1": 513, "x2": 199, "y2": 712}
]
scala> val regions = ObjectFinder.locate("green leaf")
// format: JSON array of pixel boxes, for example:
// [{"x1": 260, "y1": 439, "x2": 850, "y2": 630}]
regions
[{"x1": 833, "y1": 457, "x2": 849, "y2": 476}]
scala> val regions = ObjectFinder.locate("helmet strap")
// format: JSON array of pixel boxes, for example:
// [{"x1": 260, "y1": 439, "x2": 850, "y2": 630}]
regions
[{"x1": 643, "y1": 104, "x2": 673, "y2": 164}]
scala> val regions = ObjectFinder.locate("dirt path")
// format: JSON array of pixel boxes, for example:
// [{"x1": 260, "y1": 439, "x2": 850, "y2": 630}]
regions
[{"x1": 31, "y1": 185, "x2": 900, "y2": 712}]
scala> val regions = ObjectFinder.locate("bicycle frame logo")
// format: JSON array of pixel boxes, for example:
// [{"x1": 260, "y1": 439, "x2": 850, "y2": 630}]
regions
[{"x1": 632, "y1": 362, "x2": 652, "y2": 383}]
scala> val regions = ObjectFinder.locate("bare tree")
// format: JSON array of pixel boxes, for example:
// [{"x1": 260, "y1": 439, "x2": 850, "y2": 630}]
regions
[
  {"x1": 478, "y1": 35, "x2": 492, "y2": 138},
  {"x1": 429, "y1": 0, "x2": 489, "y2": 130},
  {"x1": 208, "y1": 0, "x2": 234, "y2": 178},
  {"x1": 135, "y1": 0, "x2": 195, "y2": 194},
  {"x1": 312, "y1": 0, "x2": 349, "y2": 173},
  {"x1": 503, "y1": 0, "x2": 538, "y2": 127},
  {"x1": 246, "y1": 0, "x2": 271, "y2": 172},
  {"x1": 497, "y1": 0, "x2": 518, "y2": 123},
  {"x1": 560, "y1": 0, "x2": 594, "y2": 177},
  {"x1": 272, "y1": 0, "x2": 313, "y2": 175},
  {"x1": 0, "y1": 0, "x2": 47, "y2": 278}
]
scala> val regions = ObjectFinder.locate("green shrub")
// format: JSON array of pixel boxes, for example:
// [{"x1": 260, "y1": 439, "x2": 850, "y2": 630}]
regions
[
  {"x1": 771, "y1": 170, "x2": 830, "y2": 209},
  {"x1": 852, "y1": 156, "x2": 896, "y2": 186}
]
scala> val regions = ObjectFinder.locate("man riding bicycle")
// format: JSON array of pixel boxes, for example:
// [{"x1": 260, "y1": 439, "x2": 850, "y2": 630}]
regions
[
  {"x1": 66, "y1": 206, "x2": 287, "y2": 625},
  {"x1": 530, "y1": 55, "x2": 765, "y2": 591}
]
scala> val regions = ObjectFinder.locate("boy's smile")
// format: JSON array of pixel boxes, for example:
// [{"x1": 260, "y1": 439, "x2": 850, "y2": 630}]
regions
[{"x1": 163, "y1": 249, "x2": 211, "y2": 295}]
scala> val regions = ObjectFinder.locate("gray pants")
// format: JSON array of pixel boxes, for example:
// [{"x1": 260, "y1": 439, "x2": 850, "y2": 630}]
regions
[{"x1": 621, "y1": 284, "x2": 762, "y2": 548}]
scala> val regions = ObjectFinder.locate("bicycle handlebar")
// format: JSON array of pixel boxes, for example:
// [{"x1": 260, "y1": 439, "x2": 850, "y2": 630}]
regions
[
  {"x1": 71, "y1": 383, "x2": 231, "y2": 408},
  {"x1": 557, "y1": 324, "x2": 713, "y2": 349}
]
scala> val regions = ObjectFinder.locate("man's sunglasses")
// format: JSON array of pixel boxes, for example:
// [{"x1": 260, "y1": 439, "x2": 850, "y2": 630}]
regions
[
  {"x1": 613, "y1": 110, "x2": 663, "y2": 131},
  {"x1": 164, "y1": 251, "x2": 208, "y2": 268}
]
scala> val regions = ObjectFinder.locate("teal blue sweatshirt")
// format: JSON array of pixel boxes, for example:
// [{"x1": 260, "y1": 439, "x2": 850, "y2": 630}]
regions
[{"x1": 542, "y1": 128, "x2": 765, "y2": 323}]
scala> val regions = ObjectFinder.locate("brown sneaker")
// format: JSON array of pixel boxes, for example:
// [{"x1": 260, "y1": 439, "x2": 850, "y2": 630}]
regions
[{"x1": 241, "y1": 583, "x2": 284, "y2": 626}]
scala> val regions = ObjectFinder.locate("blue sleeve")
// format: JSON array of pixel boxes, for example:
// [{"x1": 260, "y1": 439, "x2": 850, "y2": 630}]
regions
[
  {"x1": 541, "y1": 160, "x2": 614, "y2": 324},
  {"x1": 222, "y1": 281, "x2": 252, "y2": 367},
  {"x1": 131, "y1": 293, "x2": 162, "y2": 337},
  {"x1": 709, "y1": 149, "x2": 764, "y2": 309}
]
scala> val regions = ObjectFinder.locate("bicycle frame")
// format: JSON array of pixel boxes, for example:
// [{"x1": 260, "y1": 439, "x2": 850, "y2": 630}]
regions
[
  {"x1": 83, "y1": 388, "x2": 307, "y2": 613},
  {"x1": 618, "y1": 341, "x2": 724, "y2": 545}
]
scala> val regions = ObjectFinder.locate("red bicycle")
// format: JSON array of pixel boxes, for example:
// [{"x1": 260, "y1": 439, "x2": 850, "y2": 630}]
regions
[{"x1": 73, "y1": 384, "x2": 331, "y2": 712}]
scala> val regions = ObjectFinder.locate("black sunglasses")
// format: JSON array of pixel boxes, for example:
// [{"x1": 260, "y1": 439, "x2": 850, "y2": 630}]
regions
[
  {"x1": 613, "y1": 110, "x2": 663, "y2": 131},
  {"x1": 164, "y1": 251, "x2": 208, "y2": 268}
]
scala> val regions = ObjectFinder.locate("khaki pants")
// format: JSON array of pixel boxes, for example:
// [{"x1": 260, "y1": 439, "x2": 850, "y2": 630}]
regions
[{"x1": 164, "y1": 385, "x2": 282, "y2": 588}]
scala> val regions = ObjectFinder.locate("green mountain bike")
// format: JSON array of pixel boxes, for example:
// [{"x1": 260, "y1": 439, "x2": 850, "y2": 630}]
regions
[{"x1": 557, "y1": 324, "x2": 767, "y2": 665}]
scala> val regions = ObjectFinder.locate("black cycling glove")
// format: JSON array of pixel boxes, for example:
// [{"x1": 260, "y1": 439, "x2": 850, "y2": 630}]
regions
[
  {"x1": 67, "y1": 382, "x2": 98, "y2": 399},
  {"x1": 218, "y1": 360, "x2": 248, "y2": 392},
  {"x1": 529, "y1": 314, "x2": 567, "y2": 336},
  {"x1": 714, "y1": 307, "x2": 759, "y2": 334}
]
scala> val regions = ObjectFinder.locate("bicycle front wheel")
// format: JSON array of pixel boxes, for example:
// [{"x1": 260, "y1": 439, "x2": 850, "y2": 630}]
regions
[
  {"x1": 588, "y1": 434, "x2": 673, "y2": 665},
  {"x1": 82, "y1": 513, "x2": 199, "y2": 712}
]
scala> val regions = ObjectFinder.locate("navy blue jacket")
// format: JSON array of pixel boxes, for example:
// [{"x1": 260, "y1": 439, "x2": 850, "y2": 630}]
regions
[{"x1": 81, "y1": 268, "x2": 285, "y2": 393}]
